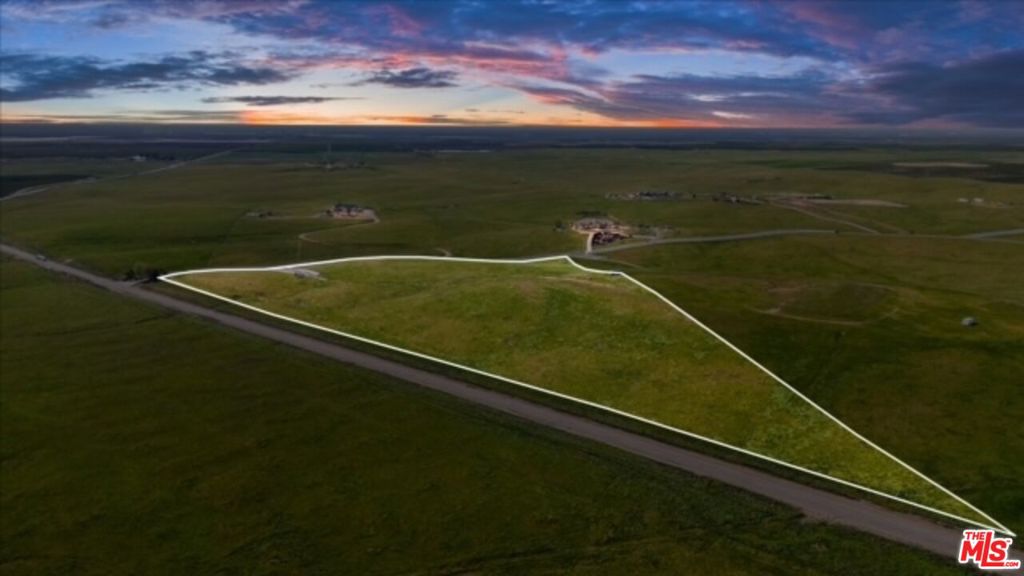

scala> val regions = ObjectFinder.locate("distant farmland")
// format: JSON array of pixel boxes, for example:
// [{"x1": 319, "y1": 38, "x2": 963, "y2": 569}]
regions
[{"x1": 4, "y1": 146, "x2": 1021, "y2": 534}]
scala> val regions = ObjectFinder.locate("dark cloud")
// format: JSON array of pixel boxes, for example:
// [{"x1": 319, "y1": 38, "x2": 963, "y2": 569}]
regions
[
  {"x1": 518, "y1": 70, "x2": 841, "y2": 125},
  {"x1": 206, "y1": 1, "x2": 837, "y2": 61},
  {"x1": 354, "y1": 67, "x2": 458, "y2": 89},
  {"x1": 200, "y1": 95, "x2": 357, "y2": 106},
  {"x1": 5, "y1": 1, "x2": 1023, "y2": 66},
  {"x1": 520, "y1": 50, "x2": 1024, "y2": 129},
  {"x1": 90, "y1": 11, "x2": 135, "y2": 29},
  {"x1": 843, "y1": 50, "x2": 1024, "y2": 127},
  {"x1": 0, "y1": 51, "x2": 293, "y2": 102},
  {"x1": 2, "y1": 0, "x2": 1023, "y2": 128},
  {"x1": 0, "y1": 0, "x2": 840, "y2": 63},
  {"x1": 768, "y1": 0, "x2": 1024, "y2": 61}
]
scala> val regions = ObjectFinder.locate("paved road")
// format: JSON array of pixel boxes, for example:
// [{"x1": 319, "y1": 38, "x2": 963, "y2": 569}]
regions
[{"x1": 2, "y1": 242, "x2": 1017, "y2": 569}]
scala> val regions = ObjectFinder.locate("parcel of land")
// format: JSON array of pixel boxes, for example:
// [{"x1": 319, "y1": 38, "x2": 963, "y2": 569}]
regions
[
  {"x1": 1, "y1": 138, "x2": 1021, "y2": 551},
  {"x1": 167, "y1": 255, "x2": 990, "y2": 527},
  {"x1": 1, "y1": 257, "x2": 975, "y2": 575}
]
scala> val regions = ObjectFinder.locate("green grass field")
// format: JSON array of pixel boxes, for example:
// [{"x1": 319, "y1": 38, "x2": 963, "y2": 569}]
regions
[
  {"x1": 4, "y1": 149, "x2": 1018, "y2": 278},
  {"x1": 2, "y1": 147, "x2": 1020, "y2": 535},
  {"x1": 605, "y1": 235, "x2": 1024, "y2": 533},
  {"x1": 169, "y1": 256, "x2": 990, "y2": 526},
  {"x1": 1, "y1": 257, "x2": 975, "y2": 575},
  {"x1": 0, "y1": 157, "x2": 173, "y2": 197}
]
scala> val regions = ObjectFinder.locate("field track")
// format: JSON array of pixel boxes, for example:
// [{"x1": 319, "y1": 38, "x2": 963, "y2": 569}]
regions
[
  {"x1": 2, "y1": 242, "x2": 1020, "y2": 568},
  {"x1": 0, "y1": 148, "x2": 237, "y2": 203},
  {"x1": 587, "y1": 229, "x2": 835, "y2": 254}
]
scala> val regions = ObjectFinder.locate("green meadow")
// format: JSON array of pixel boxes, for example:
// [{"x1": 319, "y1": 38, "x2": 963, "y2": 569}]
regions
[
  {"x1": 1, "y1": 258, "x2": 974, "y2": 575},
  {"x1": 2, "y1": 147, "x2": 1021, "y2": 535},
  {"x1": 605, "y1": 234, "x2": 1024, "y2": 534},
  {"x1": 4, "y1": 149, "x2": 1019, "y2": 278},
  {"x1": 0, "y1": 157, "x2": 174, "y2": 196},
  {"x1": 171, "y1": 257, "x2": 987, "y2": 525}
]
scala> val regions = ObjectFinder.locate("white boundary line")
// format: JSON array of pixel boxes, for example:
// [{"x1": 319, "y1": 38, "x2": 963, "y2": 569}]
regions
[{"x1": 161, "y1": 254, "x2": 1013, "y2": 536}]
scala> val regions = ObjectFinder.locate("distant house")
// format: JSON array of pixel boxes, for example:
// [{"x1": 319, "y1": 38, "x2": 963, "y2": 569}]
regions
[
  {"x1": 591, "y1": 231, "x2": 627, "y2": 246},
  {"x1": 333, "y1": 203, "x2": 362, "y2": 215},
  {"x1": 326, "y1": 202, "x2": 376, "y2": 221},
  {"x1": 572, "y1": 217, "x2": 617, "y2": 232}
]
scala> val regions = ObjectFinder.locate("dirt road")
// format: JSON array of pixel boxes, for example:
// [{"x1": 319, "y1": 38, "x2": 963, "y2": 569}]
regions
[
  {"x1": 588, "y1": 229, "x2": 836, "y2": 254},
  {"x1": 1, "y1": 148, "x2": 236, "y2": 203},
  {"x1": 964, "y1": 228, "x2": 1024, "y2": 239}
]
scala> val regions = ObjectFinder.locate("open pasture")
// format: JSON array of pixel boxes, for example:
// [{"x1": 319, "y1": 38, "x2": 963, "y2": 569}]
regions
[
  {"x1": 3, "y1": 149, "x2": 1021, "y2": 278},
  {"x1": 4, "y1": 146, "x2": 1021, "y2": 534},
  {"x1": 2, "y1": 257, "x2": 976, "y2": 575},
  {"x1": 169, "y1": 256, "x2": 993, "y2": 527},
  {"x1": 607, "y1": 235, "x2": 1024, "y2": 533}
]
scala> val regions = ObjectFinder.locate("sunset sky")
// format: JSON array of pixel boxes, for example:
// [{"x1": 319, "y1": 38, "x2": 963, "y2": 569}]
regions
[{"x1": 1, "y1": 0, "x2": 1022, "y2": 128}]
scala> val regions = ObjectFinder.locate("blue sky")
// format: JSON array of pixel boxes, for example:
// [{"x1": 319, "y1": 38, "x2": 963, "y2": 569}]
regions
[{"x1": 1, "y1": 0, "x2": 1022, "y2": 128}]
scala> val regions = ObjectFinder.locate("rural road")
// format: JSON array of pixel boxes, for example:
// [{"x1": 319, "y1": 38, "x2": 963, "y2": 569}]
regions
[
  {"x1": 2, "y1": 242, "x2": 1018, "y2": 570},
  {"x1": 584, "y1": 226, "x2": 1023, "y2": 257},
  {"x1": 1, "y1": 148, "x2": 236, "y2": 203},
  {"x1": 588, "y1": 228, "x2": 836, "y2": 254},
  {"x1": 964, "y1": 228, "x2": 1024, "y2": 239},
  {"x1": 770, "y1": 202, "x2": 882, "y2": 234}
]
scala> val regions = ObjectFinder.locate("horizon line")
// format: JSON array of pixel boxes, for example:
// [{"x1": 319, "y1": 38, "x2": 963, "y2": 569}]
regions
[{"x1": 3, "y1": 120, "x2": 1023, "y2": 134}]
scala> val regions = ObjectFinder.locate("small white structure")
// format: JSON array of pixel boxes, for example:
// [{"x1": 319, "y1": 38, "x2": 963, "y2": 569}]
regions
[{"x1": 961, "y1": 316, "x2": 978, "y2": 327}]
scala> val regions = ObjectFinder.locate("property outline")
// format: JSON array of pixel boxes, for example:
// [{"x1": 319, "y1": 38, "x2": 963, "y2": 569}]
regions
[{"x1": 160, "y1": 254, "x2": 1014, "y2": 536}]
